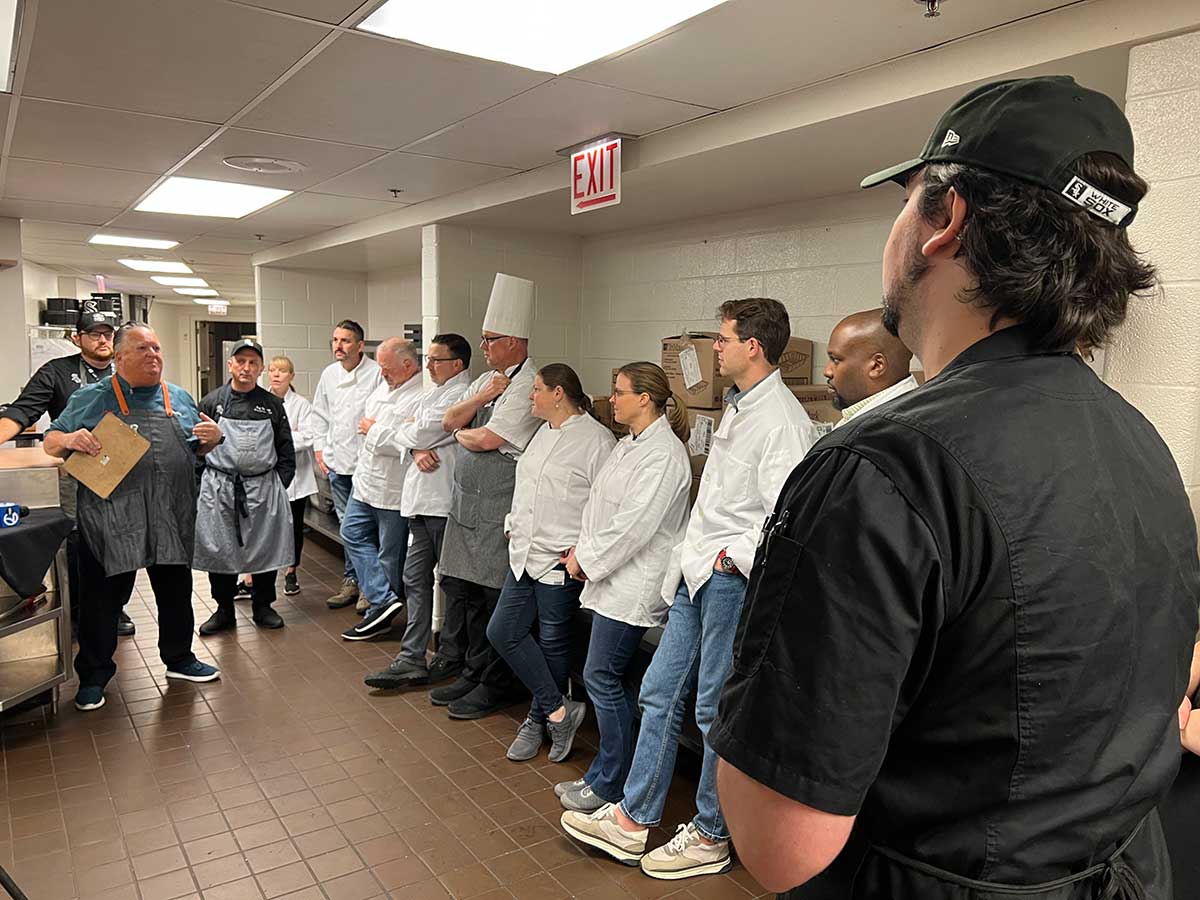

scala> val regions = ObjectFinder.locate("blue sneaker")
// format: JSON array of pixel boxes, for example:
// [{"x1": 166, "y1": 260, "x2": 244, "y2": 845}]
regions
[
  {"x1": 74, "y1": 685, "x2": 105, "y2": 711},
  {"x1": 165, "y1": 660, "x2": 220, "y2": 683}
]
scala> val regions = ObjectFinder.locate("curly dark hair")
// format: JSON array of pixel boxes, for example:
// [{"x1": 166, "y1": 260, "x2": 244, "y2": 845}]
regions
[{"x1": 918, "y1": 152, "x2": 1157, "y2": 354}]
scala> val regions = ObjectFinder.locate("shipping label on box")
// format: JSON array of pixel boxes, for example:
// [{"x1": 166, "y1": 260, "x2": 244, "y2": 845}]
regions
[
  {"x1": 685, "y1": 407, "x2": 724, "y2": 478},
  {"x1": 661, "y1": 332, "x2": 731, "y2": 410}
]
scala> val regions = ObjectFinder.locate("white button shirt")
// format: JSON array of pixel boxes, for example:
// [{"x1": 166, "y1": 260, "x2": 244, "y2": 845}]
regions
[
  {"x1": 281, "y1": 389, "x2": 322, "y2": 501},
  {"x1": 664, "y1": 368, "x2": 818, "y2": 601},
  {"x1": 575, "y1": 415, "x2": 691, "y2": 628},
  {"x1": 311, "y1": 355, "x2": 382, "y2": 476},
  {"x1": 505, "y1": 414, "x2": 615, "y2": 580},
  {"x1": 351, "y1": 375, "x2": 426, "y2": 511},
  {"x1": 467, "y1": 360, "x2": 541, "y2": 459},
  {"x1": 397, "y1": 371, "x2": 472, "y2": 519}
]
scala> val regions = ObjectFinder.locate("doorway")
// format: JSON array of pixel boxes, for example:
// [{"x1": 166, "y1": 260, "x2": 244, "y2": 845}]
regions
[{"x1": 196, "y1": 320, "x2": 256, "y2": 397}]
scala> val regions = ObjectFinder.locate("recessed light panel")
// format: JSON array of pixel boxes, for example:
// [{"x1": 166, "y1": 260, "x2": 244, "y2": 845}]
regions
[
  {"x1": 89, "y1": 234, "x2": 180, "y2": 250},
  {"x1": 151, "y1": 276, "x2": 209, "y2": 287},
  {"x1": 135, "y1": 176, "x2": 292, "y2": 218},
  {"x1": 357, "y1": 0, "x2": 727, "y2": 74},
  {"x1": 174, "y1": 288, "x2": 219, "y2": 296},
  {"x1": 118, "y1": 259, "x2": 193, "y2": 273},
  {"x1": 195, "y1": 298, "x2": 227, "y2": 305}
]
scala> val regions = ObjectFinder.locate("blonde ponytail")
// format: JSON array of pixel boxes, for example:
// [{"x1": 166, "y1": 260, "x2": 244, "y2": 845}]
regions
[{"x1": 617, "y1": 362, "x2": 690, "y2": 443}]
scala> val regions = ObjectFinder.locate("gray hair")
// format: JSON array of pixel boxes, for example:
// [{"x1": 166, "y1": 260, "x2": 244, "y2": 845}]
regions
[
  {"x1": 114, "y1": 323, "x2": 155, "y2": 353},
  {"x1": 377, "y1": 337, "x2": 419, "y2": 366}
]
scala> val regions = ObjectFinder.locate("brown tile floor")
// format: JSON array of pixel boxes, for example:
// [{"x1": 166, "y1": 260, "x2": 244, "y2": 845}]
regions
[{"x1": 1, "y1": 538, "x2": 771, "y2": 900}]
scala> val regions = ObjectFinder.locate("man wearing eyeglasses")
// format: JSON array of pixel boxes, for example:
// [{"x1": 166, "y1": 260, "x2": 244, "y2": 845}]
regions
[
  {"x1": 432, "y1": 274, "x2": 543, "y2": 720},
  {"x1": 364, "y1": 333, "x2": 473, "y2": 690},
  {"x1": 0, "y1": 310, "x2": 135, "y2": 637}
]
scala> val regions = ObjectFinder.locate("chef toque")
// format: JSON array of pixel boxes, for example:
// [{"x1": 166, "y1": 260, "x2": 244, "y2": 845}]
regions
[{"x1": 482, "y1": 273, "x2": 534, "y2": 339}]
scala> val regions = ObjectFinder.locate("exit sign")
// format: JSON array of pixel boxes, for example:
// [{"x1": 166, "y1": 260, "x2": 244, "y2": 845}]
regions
[{"x1": 571, "y1": 138, "x2": 621, "y2": 215}]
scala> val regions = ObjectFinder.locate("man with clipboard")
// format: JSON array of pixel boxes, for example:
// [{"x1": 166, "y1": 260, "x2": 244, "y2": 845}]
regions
[{"x1": 44, "y1": 323, "x2": 223, "y2": 711}]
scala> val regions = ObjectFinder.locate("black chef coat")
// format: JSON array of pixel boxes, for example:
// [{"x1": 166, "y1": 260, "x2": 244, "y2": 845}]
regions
[
  {"x1": 0, "y1": 353, "x2": 112, "y2": 430},
  {"x1": 711, "y1": 324, "x2": 1200, "y2": 899}
]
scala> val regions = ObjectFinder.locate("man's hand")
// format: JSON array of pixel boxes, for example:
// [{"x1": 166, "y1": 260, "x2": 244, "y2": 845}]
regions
[
  {"x1": 563, "y1": 547, "x2": 587, "y2": 582},
  {"x1": 478, "y1": 372, "x2": 510, "y2": 404},
  {"x1": 315, "y1": 449, "x2": 329, "y2": 477},
  {"x1": 1180, "y1": 696, "x2": 1200, "y2": 755},
  {"x1": 192, "y1": 413, "x2": 223, "y2": 452},
  {"x1": 413, "y1": 448, "x2": 440, "y2": 473},
  {"x1": 358, "y1": 417, "x2": 376, "y2": 435},
  {"x1": 62, "y1": 428, "x2": 102, "y2": 456}
]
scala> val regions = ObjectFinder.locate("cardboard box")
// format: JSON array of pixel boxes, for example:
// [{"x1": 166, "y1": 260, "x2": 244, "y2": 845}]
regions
[
  {"x1": 685, "y1": 407, "x2": 725, "y2": 478},
  {"x1": 778, "y1": 337, "x2": 814, "y2": 389},
  {"x1": 661, "y1": 333, "x2": 731, "y2": 410},
  {"x1": 791, "y1": 385, "x2": 840, "y2": 427},
  {"x1": 591, "y1": 395, "x2": 629, "y2": 437}
]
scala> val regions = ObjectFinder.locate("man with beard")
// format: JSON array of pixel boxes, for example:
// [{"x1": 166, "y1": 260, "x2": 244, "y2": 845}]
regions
[
  {"x1": 823, "y1": 309, "x2": 917, "y2": 430},
  {"x1": 710, "y1": 76, "x2": 1199, "y2": 900}
]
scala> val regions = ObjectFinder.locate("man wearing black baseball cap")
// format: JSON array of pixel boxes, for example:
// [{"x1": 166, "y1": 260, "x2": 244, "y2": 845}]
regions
[{"x1": 710, "y1": 76, "x2": 1199, "y2": 899}]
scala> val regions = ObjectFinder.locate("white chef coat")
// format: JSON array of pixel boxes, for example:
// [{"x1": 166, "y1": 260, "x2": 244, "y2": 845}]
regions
[
  {"x1": 394, "y1": 371, "x2": 472, "y2": 519},
  {"x1": 311, "y1": 355, "x2": 382, "y2": 476},
  {"x1": 575, "y1": 414, "x2": 691, "y2": 628},
  {"x1": 465, "y1": 359, "x2": 541, "y2": 460},
  {"x1": 350, "y1": 375, "x2": 425, "y2": 511},
  {"x1": 833, "y1": 374, "x2": 919, "y2": 428},
  {"x1": 281, "y1": 388, "x2": 322, "y2": 501},
  {"x1": 505, "y1": 414, "x2": 615, "y2": 581},
  {"x1": 664, "y1": 368, "x2": 818, "y2": 601}
]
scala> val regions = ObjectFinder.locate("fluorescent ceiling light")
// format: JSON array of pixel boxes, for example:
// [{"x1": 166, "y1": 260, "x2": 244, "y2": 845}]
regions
[
  {"x1": 195, "y1": 298, "x2": 227, "y2": 305},
  {"x1": 175, "y1": 288, "x2": 219, "y2": 296},
  {"x1": 0, "y1": 1, "x2": 18, "y2": 93},
  {"x1": 357, "y1": 0, "x2": 727, "y2": 74},
  {"x1": 118, "y1": 258, "x2": 193, "y2": 273},
  {"x1": 89, "y1": 234, "x2": 180, "y2": 250},
  {"x1": 151, "y1": 276, "x2": 208, "y2": 287},
  {"x1": 135, "y1": 176, "x2": 292, "y2": 219}
]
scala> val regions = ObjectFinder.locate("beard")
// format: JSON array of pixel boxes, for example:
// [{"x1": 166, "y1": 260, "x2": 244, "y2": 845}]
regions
[
  {"x1": 881, "y1": 232, "x2": 930, "y2": 339},
  {"x1": 829, "y1": 387, "x2": 849, "y2": 410}
]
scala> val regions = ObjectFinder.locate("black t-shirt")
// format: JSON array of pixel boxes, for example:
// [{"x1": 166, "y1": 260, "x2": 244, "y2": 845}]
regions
[
  {"x1": 0, "y1": 353, "x2": 112, "y2": 429},
  {"x1": 711, "y1": 325, "x2": 1199, "y2": 890},
  {"x1": 199, "y1": 383, "x2": 295, "y2": 490}
]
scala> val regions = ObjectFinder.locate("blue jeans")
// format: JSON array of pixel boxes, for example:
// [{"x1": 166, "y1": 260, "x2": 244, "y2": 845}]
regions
[
  {"x1": 339, "y1": 497, "x2": 408, "y2": 615},
  {"x1": 583, "y1": 614, "x2": 647, "y2": 804},
  {"x1": 486, "y1": 569, "x2": 582, "y2": 723},
  {"x1": 619, "y1": 572, "x2": 747, "y2": 842},
  {"x1": 328, "y1": 471, "x2": 355, "y2": 580}
]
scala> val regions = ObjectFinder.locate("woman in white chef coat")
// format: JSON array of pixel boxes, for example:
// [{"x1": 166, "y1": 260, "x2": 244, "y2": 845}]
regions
[
  {"x1": 268, "y1": 356, "x2": 323, "y2": 597},
  {"x1": 557, "y1": 362, "x2": 691, "y2": 814},
  {"x1": 487, "y1": 364, "x2": 615, "y2": 766}
]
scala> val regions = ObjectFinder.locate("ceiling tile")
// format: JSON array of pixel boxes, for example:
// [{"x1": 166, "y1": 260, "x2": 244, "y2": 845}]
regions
[
  {"x1": 315, "y1": 151, "x2": 518, "y2": 204},
  {"x1": 106, "y1": 209, "x2": 242, "y2": 238},
  {"x1": 407, "y1": 77, "x2": 711, "y2": 169},
  {"x1": 177, "y1": 236, "x2": 282, "y2": 254},
  {"x1": 211, "y1": 192, "x2": 402, "y2": 241},
  {"x1": 238, "y1": 32, "x2": 549, "y2": 149},
  {"x1": 175, "y1": 128, "x2": 384, "y2": 191},
  {"x1": 23, "y1": 0, "x2": 330, "y2": 122},
  {"x1": 4, "y1": 160, "x2": 157, "y2": 207},
  {"x1": 236, "y1": 0, "x2": 364, "y2": 24},
  {"x1": 11, "y1": 100, "x2": 216, "y2": 174}
]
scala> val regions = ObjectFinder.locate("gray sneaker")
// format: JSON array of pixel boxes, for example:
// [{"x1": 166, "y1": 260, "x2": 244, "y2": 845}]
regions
[
  {"x1": 554, "y1": 778, "x2": 587, "y2": 798},
  {"x1": 561, "y1": 784, "x2": 606, "y2": 813},
  {"x1": 546, "y1": 698, "x2": 587, "y2": 763},
  {"x1": 327, "y1": 577, "x2": 359, "y2": 609},
  {"x1": 506, "y1": 717, "x2": 546, "y2": 761}
]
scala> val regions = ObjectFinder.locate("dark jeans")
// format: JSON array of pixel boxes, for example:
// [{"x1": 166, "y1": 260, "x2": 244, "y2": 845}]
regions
[
  {"x1": 290, "y1": 497, "x2": 308, "y2": 568},
  {"x1": 582, "y1": 613, "x2": 647, "y2": 803},
  {"x1": 441, "y1": 574, "x2": 516, "y2": 693},
  {"x1": 74, "y1": 536, "x2": 197, "y2": 688},
  {"x1": 486, "y1": 569, "x2": 582, "y2": 723},
  {"x1": 210, "y1": 571, "x2": 277, "y2": 611},
  {"x1": 327, "y1": 471, "x2": 354, "y2": 580}
]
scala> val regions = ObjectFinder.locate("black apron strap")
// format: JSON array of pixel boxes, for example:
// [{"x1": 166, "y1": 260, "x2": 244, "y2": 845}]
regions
[{"x1": 205, "y1": 463, "x2": 273, "y2": 548}]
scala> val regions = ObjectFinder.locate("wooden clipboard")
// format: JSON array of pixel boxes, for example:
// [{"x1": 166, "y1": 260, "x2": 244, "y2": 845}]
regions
[{"x1": 62, "y1": 411, "x2": 151, "y2": 499}]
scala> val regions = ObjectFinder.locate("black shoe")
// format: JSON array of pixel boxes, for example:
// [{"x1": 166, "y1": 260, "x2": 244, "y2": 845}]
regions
[
  {"x1": 283, "y1": 572, "x2": 300, "y2": 595},
  {"x1": 117, "y1": 610, "x2": 136, "y2": 637},
  {"x1": 427, "y1": 656, "x2": 463, "y2": 686},
  {"x1": 448, "y1": 684, "x2": 523, "y2": 720},
  {"x1": 341, "y1": 599, "x2": 404, "y2": 641},
  {"x1": 364, "y1": 658, "x2": 429, "y2": 689},
  {"x1": 430, "y1": 675, "x2": 477, "y2": 707},
  {"x1": 253, "y1": 607, "x2": 284, "y2": 629},
  {"x1": 199, "y1": 608, "x2": 236, "y2": 636},
  {"x1": 234, "y1": 582, "x2": 253, "y2": 600}
]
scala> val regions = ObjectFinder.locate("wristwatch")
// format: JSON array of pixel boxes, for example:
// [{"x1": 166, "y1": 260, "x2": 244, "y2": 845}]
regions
[{"x1": 717, "y1": 549, "x2": 739, "y2": 574}]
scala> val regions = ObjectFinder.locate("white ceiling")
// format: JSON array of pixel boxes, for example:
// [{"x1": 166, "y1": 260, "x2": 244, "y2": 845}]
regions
[{"x1": 2, "y1": 0, "x2": 1092, "y2": 302}]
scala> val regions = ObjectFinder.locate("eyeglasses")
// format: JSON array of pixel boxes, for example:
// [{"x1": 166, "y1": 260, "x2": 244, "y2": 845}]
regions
[
  {"x1": 479, "y1": 335, "x2": 507, "y2": 346},
  {"x1": 611, "y1": 389, "x2": 642, "y2": 396},
  {"x1": 713, "y1": 334, "x2": 747, "y2": 347},
  {"x1": 80, "y1": 331, "x2": 115, "y2": 341},
  {"x1": 426, "y1": 356, "x2": 460, "y2": 364}
]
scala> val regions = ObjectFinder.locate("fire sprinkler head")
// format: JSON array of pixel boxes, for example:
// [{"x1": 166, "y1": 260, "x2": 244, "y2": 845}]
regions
[{"x1": 915, "y1": 0, "x2": 944, "y2": 16}]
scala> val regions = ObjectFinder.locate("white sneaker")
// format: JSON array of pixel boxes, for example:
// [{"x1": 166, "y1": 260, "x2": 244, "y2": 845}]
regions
[
  {"x1": 560, "y1": 803, "x2": 647, "y2": 865},
  {"x1": 640, "y1": 822, "x2": 732, "y2": 880}
]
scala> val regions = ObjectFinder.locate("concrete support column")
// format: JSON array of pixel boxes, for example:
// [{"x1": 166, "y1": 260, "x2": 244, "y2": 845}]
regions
[{"x1": 1104, "y1": 29, "x2": 1200, "y2": 527}]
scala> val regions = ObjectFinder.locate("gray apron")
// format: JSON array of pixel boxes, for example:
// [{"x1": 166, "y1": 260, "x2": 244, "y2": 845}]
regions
[
  {"x1": 193, "y1": 396, "x2": 293, "y2": 575},
  {"x1": 439, "y1": 400, "x2": 520, "y2": 590},
  {"x1": 75, "y1": 381, "x2": 197, "y2": 576}
]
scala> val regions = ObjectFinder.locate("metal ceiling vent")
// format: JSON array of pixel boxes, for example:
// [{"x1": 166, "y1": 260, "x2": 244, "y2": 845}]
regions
[
  {"x1": 914, "y1": 0, "x2": 946, "y2": 16},
  {"x1": 221, "y1": 156, "x2": 306, "y2": 175}
]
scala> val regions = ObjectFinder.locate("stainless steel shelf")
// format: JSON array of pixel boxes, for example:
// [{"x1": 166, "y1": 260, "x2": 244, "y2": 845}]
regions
[
  {"x1": 0, "y1": 656, "x2": 67, "y2": 711},
  {"x1": 0, "y1": 595, "x2": 62, "y2": 640}
]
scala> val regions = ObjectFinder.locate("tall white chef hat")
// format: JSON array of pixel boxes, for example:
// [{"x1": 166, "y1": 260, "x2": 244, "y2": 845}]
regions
[{"x1": 482, "y1": 273, "x2": 534, "y2": 340}]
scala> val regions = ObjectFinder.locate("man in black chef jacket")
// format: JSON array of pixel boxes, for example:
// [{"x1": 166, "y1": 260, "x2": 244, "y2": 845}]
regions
[
  {"x1": 710, "y1": 76, "x2": 1200, "y2": 900},
  {"x1": 193, "y1": 339, "x2": 295, "y2": 634},
  {"x1": 0, "y1": 310, "x2": 135, "y2": 636}
]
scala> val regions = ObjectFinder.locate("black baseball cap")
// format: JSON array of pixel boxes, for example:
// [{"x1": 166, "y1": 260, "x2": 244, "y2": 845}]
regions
[
  {"x1": 229, "y1": 339, "x2": 264, "y2": 359},
  {"x1": 77, "y1": 310, "x2": 119, "y2": 333},
  {"x1": 861, "y1": 75, "x2": 1138, "y2": 226}
]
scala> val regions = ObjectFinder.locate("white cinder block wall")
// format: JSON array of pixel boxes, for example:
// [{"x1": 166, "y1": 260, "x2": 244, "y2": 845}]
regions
[
  {"x1": 424, "y1": 224, "x2": 582, "y2": 377},
  {"x1": 1107, "y1": 29, "x2": 1200, "y2": 526},
  {"x1": 366, "y1": 265, "x2": 422, "y2": 341},
  {"x1": 256, "y1": 265, "x2": 369, "y2": 397},
  {"x1": 578, "y1": 191, "x2": 900, "y2": 395}
]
